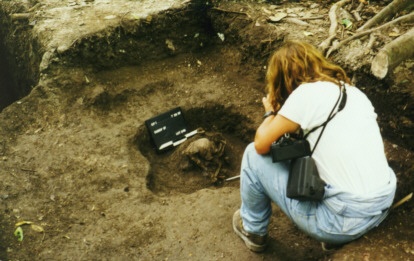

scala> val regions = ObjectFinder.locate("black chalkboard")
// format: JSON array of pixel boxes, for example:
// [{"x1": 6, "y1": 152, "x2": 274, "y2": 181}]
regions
[{"x1": 145, "y1": 107, "x2": 196, "y2": 152}]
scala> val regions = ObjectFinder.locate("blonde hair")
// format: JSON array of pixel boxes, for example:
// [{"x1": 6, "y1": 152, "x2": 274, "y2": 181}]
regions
[{"x1": 266, "y1": 41, "x2": 351, "y2": 112}]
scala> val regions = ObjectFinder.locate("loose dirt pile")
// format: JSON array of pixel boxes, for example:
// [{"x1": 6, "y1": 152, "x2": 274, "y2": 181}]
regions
[{"x1": 0, "y1": 0, "x2": 413, "y2": 260}]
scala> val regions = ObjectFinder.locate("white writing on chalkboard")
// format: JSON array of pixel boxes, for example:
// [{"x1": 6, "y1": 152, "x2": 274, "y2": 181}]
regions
[
  {"x1": 175, "y1": 128, "x2": 186, "y2": 136},
  {"x1": 171, "y1": 111, "x2": 181, "y2": 118},
  {"x1": 154, "y1": 126, "x2": 167, "y2": 134}
]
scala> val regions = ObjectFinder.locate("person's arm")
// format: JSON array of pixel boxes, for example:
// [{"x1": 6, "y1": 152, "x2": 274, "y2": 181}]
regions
[{"x1": 254, "y1": 95, "x2": 300, "y2": 155}]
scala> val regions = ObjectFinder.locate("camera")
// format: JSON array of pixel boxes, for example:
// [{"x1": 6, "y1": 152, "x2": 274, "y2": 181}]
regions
[{"x1": 271, "y1": 133, "x2": 311, "y2": 162}]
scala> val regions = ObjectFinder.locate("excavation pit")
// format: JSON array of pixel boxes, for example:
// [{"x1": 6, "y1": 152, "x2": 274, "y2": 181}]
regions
[{"x1": 136, "y1": 105, "x2": 252, "y2": 194}]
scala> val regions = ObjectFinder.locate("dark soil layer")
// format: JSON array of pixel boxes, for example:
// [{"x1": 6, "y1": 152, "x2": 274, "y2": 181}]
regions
[
  {"x1": 0, "y1": 0, "x2": 413, "y2": 260},
  {"x1": 0, "y1": 37, "x2": 18, "y2": 111},
  {"x1": 0, "y1": 3, "x2": 41, "y2": 112}
]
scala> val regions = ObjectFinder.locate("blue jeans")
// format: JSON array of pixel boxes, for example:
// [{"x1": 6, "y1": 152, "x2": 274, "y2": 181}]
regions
[{"x1": 240, "y1": 143, "x2": 396, "y2": 244}]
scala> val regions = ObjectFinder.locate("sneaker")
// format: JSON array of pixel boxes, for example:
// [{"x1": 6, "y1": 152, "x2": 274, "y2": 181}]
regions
[{"x1": 232, "y1": 209, "x2": 268, "y2": 252}]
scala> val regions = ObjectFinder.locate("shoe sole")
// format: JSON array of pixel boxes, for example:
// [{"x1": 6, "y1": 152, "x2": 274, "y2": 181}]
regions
[{"x1": 233, "y1": 210, "x2": 267, "y2": 253}]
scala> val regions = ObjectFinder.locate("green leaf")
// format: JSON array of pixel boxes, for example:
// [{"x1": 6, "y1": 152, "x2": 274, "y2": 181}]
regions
[
  {"x1": 14, "y1": 227, "x2": 23, "y2": 242},
  {"x1": 397, "y1": 79, "x2": 409, "y2": 85},
  {"x1": 340, "y1": 19, "x2": 353, "y2": 29}
]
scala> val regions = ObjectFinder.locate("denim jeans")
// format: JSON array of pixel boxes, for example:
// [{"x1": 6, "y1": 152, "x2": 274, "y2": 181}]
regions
[{"x1": 240, "y1": 143, "x2": 396, "y2": 244}]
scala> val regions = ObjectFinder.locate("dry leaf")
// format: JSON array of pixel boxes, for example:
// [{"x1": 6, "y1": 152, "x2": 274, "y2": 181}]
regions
[
  {"x1": 268, "y1": 13, "x2": 287, "y2": 22},
  {"x1": 31, "y1": 224, "x2": 44, "y2": 233},
  {"x1": 389, "y1": 32, "x2": 401, "y2": 37},
  {"x1": 303, "y1": 31, "x2": 314, "y2": 36},
  {"x1": 262, "y1": 8, "x2": 272, "y2": 15},
  {"x1": 15, "y1": 221, "x2": 33, "y2": 227}
]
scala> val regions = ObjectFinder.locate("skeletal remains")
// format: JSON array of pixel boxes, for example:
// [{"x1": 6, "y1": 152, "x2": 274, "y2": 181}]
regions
[{"x1": 181, "y1": 131, "x2": 229, "y2": 183}]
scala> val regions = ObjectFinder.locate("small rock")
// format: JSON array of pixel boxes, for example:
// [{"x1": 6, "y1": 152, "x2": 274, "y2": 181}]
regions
[
  {"x1": 165, "y1": 39, "x2": 175, "y2": 52},
  {"x1": 57, "y1": 45, "x2": 69, "y2": 54},
  {"x1": 39, "y1": 51, "x2": 55, "y2": 72},
  {"x1": 217, "y1": 33, "x2": 225, "y2": 41}
]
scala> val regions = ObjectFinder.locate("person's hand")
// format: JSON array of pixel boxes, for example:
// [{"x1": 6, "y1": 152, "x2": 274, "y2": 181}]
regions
[{"x1": 262, "y1": 94, "x2": 274, "y2": 112}]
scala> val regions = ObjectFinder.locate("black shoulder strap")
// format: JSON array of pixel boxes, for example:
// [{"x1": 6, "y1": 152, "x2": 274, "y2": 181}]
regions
[{"x1": 304, "y1": 83, "x2": 347, "y2": 156}]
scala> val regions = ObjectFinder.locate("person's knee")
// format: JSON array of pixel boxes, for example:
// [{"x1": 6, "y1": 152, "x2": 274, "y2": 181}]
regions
[
  {"x1": 245, "y1": 142, "x2": 256, "y2": 155},
  {"x1": 243, "y1": 142, "x2": 267, "y2": 170}
]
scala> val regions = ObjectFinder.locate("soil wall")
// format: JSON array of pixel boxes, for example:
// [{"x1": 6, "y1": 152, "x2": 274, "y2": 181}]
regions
[{"x1": 0, "y1": 2, "x2": 42, "y2": 111}]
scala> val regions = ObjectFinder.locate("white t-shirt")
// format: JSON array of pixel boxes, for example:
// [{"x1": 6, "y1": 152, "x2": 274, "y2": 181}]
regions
[{"x1": 278, "y1": 81, "x2": 392, "y2": 195}]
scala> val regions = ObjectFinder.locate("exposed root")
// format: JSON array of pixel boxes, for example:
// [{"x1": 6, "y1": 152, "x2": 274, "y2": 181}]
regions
[
  {"x1": 352, "y1": 2, "x2": 364, "y2": 22},
  {"x1": 357, "y1": 0, "x2": 414, "y2": 32},
  {"x1": 319, "y1": 0, "x2": 352, "y2": 52},
  {"x1": 10, "y1": 13, "x2": 30, "y2": 20},
  {"x1": 326, "y1": 12, "x2": 414, "y2": 57},
  {"x1": 299, "y1": 15, "x2": 325, "y2": 21},
  {"x1": 365, "y1": 33, "x2": 376, "y2": 53},
  {"x1": 391, "y1": 192, "x2": 413, "y2": 210}
]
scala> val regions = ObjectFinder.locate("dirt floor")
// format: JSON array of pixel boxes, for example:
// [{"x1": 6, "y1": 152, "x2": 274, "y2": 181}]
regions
[{"x1": 0, "y1": 0, "x2": 413, "y2": 260}]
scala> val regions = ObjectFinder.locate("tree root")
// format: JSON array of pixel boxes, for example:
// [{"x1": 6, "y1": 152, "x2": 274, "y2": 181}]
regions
[
  {"x1": 357, "y1": 0, "x2": 414, "y2": 32},
  {"x1": 371, "y1": 27, "x2": 414, "y2": 79},
  {"x1": 326, "y1": 12, "x2": 414, "y2": 57},
  {"x1": 391, "y1": 192, "x2": 413, "y2": 210},
  {"x1": 299, "y1": 15, "x2": 325, "y2": 21},
  {"x1": 365, "y1": 33, "x2": 376, "y2": 53},
  {"x1": 319, "y1": 0, "x2": 352, "y2": 52},
  {"x1": 11, "y1": 13, "x2": 31, "y2": 20},
  {"x1": 352, "y1": 2, "x2": 364, "y2": 22}
]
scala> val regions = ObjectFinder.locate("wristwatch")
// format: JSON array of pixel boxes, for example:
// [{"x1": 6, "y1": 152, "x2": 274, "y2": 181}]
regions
[{"x1": 263, "y1": 110, "x2": 276, "y2": 119}]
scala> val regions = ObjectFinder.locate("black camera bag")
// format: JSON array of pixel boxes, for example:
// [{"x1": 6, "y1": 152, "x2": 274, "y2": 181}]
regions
[{"x1": 287, "y1": 157, "x2": 326, "y2": 201}]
